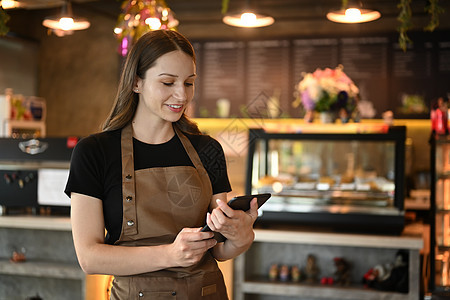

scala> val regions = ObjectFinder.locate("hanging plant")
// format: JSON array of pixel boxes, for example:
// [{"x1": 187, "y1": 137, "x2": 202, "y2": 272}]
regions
[
  {"x1": 0, "y1": 7, "x2": 10, "y2": 36},
  {"x1": 424, "y1": 0, "x2": 444, "y2": 32},
  {"x1": 397, "y1": 0, "x2": 413, "y2": 52},
  {"x1": 221, "y1": 0, "x2": 229, "y2": 15}
]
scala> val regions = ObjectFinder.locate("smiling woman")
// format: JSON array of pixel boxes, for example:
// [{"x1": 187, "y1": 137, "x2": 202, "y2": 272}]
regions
[{"x1": 65, "y1": 29, "x2": 258, "y2": 300}]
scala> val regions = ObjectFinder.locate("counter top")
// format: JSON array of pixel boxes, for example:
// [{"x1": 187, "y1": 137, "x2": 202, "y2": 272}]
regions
[
  {"x1": 0, "y1": 216, "x2": 424, "y2": 250},
  {"x1": 254, "y1": 229, "x2": 423, "y2": 250},
  {"x1": 0, "y1": 215, "x2": 71, "y2": 231}
]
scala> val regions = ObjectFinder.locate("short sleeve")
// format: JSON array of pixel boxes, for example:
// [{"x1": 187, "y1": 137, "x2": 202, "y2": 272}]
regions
[
  {"x1": 196, "y1": 137, "x2": 232, "y2": 195},
  {"x1": 64, "y1": 135, "x2": 105, "y2": 199}
]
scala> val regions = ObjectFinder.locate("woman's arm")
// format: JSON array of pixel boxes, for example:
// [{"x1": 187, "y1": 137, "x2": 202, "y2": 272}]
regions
[
  {"x1": 207, "y1": 193, "x2": 258, "y2": 261},
  {"x1": 71, "y1": 192, "x2": 217, "y2": 275}
]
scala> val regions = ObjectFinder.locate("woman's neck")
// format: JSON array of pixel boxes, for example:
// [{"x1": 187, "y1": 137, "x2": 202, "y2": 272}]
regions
[{"x1": 131, "y1": 119, "x2": 175, "y2": 144}]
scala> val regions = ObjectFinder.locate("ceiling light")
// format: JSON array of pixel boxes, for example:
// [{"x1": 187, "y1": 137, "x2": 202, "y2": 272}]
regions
[
  {"x1": 327, "y1": 1, "x2": 381, "y2": 24},
  {"x1": 42, "y1": 1, "x2": 90, "y2": 37},
  {"x1": 0, "y1": 0, "x2": 20, "y2": 9},
  {"x1": 222, "y1": 0, "x2": 274, "y2": 28},
  {"x1": 223, "y1": 11, "x2": 274, "y2": 28}
]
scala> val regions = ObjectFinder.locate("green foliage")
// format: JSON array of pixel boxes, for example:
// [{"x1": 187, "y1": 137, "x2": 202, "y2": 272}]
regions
[
  {"x1": 221, "y1": 0, "x2": 229, "y2": 15},
  {"x1": 424, "y1": 0, "x2": 445, "y2": 32},
  {"x1": 397, "y1": 0, "x2": 445, "y2": 52},
  {"x1": 314, "y1": 91, "x2": 337, "y2": 113},
  {"x1": 0, "y1": 7, "x2": 10, "y2": 36},
  {"x1": 397, "y1": 0, "x2": 413, "y2": 52}
]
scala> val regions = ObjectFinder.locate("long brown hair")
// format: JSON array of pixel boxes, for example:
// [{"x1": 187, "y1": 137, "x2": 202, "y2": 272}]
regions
[{"x1": 102, "y1": 30, "x2": 201, "y2": 135}]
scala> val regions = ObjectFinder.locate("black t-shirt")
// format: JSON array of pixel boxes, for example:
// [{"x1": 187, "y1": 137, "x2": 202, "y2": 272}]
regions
[{"x1": 64, "y1": 128, "x2": 231, "y2": 244}]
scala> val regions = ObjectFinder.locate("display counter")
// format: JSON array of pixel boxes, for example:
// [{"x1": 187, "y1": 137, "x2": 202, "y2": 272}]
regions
[{"x1": 234, "y1": 228, "x2": 423, "y2": 300}]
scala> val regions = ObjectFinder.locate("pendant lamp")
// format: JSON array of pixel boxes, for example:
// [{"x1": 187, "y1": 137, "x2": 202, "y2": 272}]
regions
[
  {"x1": 327, "y1": 0, "x2": 381, "y2": 24},
  {"x1": 42, "y1": 1, "x2": 90, "y2": 37},
  {"x1": 0, "y1": 0, "x2": 21, "y2": 9},
  {"x1": 222, "y1": 0, "x2": 274, "y2": 28}
]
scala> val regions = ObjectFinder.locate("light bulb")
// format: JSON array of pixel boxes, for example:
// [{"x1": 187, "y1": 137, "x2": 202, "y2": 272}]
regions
[
  {"x1": 345, "y1": 8, "x2": 362, "y2": 21},
  {"x1": 59, "y1": 17, "x2": 74, "y2": 31},
  {"x1": 241, "y1": 12, "x2": 257, "y2": 25},
  {"x1": 145, "y1": 17, "x2": 161, "y2": 30}
]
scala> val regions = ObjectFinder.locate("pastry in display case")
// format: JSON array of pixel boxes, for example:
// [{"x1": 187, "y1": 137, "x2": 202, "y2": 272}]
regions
[{"x1": 245, "y1": 125, "x2": 406, "y2": 234}]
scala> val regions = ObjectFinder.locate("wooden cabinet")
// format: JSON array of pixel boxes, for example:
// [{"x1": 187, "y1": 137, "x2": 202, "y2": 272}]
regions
[{"x1": 234, "y1": 229, "x2": 423, "y2": 300}]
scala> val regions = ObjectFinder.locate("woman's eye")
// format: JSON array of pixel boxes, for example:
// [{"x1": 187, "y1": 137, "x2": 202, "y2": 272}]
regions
[
  {"x1": 185, "y1": 82, "x2": 194, "y2": 87},
  {"x1": 162, "y1": 82, "x2": 174, "y2": 86}
]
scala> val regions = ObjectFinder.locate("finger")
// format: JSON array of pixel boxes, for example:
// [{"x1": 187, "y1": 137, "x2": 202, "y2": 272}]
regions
[
  {"x1": 206, "y1": 212, "x2": 217, "y2": 232},
  {"x1": 180, "y1": 227, "x2": 214, "y2": 241},
  {"x1": 248, "y1": 198, "x2": 259, "y2": 220},
  {"x1": 216, "y1": 199, "x2": 236, "y2": 218}
]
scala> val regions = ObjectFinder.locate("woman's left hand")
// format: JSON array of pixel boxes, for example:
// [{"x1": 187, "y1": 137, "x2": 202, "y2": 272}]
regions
[{"x1": 206, "y1": 198, "x2": 258, "y2": 248}]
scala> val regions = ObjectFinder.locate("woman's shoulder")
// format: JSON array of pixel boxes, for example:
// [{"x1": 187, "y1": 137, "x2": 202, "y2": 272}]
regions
[{"x1": 73, "y1": 129, "x2": 121, "y2": 157}]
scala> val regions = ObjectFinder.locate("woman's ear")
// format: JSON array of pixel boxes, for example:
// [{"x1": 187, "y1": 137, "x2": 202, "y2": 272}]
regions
[{"x1": 133, "y1": 77, "x2": 142, "y2": 93}]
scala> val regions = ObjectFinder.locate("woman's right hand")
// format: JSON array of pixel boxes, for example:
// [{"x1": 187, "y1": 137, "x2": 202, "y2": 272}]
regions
[{"x1": 168, "y1": 228, "x2": 217, "y2": 267}]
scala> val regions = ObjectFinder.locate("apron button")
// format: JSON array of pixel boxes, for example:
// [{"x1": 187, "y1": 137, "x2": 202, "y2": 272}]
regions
[
  {"x1": 125, "y1": 174, "x2": 132, "y2": 179},
  {"x1": 126, "y1": 196, "x2": 133, "y2": 202},
  {"x1": 138, "y1": 291, "x2": 143, "y2": 297},
  {"x1": 171, "y1": 291, "x2": 176, "y2": 296},
  {"x1": 127, "y1": 220, "x2": 135, "y2": 226}
]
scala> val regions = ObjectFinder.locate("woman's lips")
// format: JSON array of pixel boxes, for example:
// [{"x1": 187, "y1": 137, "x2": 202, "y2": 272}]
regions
[{"x1": 167, "y1": 104, "x2": 183, "y2": 113}]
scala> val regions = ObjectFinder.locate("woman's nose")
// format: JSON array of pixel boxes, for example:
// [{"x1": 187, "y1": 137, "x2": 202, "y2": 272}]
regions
[{"x1": 173, "y1": 85, "x2": 187, "y2": 101}]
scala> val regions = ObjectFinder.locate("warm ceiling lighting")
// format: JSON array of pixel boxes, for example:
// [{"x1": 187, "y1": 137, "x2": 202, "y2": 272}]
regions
[
  {"x1": 222, "y1": 0, "x2": 274, "y2": 28},
  {"x1": 42, "y1": 1, "x2": 90, "y2": 37},
  {"x1": 327, "y1": 1, "x2": 381, "y2": 24},
  {"x1": 114, "y1": 0, "x2": 179, "y2": 57},
  {"x1": 0, "y1": 0, "x2": 20, "y2": 9},
  {"x1": 223, "y1": 11, "x2": 274, "y2": 28}
]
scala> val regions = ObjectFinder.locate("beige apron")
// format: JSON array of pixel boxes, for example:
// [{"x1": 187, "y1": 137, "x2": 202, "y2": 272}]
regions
[{"x1": 110, "y1": 123, "x2": 228, "y2": 300}]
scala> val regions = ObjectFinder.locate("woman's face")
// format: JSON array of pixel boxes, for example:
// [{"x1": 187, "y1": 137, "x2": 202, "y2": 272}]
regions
[{"x1": 135, "y1": 50, "x2": 196, "y2": 124}]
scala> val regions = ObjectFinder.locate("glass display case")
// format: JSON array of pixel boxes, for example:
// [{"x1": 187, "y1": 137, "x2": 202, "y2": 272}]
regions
[
  {"x1": 430, "y1": 135, "x2": 450, "y2": 292},
  {"x1": 246, "y1": 125, "x2": 406, "y2": 234}
]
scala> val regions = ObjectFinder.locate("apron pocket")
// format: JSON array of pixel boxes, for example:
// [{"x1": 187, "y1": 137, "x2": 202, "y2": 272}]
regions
[{"x1": 136, "y1": 290, "x2": 177, "y2": 299}]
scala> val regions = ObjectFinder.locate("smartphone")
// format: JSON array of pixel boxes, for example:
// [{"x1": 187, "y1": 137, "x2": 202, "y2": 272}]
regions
[{"x1": 201, "y1": 193, "x2": 271, "y2": 241}]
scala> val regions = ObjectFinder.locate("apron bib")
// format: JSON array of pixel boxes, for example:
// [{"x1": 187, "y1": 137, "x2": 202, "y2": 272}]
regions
[{"x1": 110, "y1": 123, "x2": 228, "y2": 300}]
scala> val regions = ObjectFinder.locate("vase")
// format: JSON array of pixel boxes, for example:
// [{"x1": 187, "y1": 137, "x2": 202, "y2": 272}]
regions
[
  {"x1": 319, "y1": 112, "x2": 335, "y2": 123},
  {"x1": 304, "y1": 110, "x2": 314, "y2": 123}
]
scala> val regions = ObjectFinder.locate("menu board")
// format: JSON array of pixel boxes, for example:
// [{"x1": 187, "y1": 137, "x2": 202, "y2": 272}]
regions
[
  {"x1": 246, "y1": 40, "x2": 291, "y2": 118},
  {"x1": 196, "y1": 41, "x2": 245, "y2": 117},
  {"x1": 340, "y1": 37, "x2": 389, "y2": 116},
  {"x1": 192, "y1": 31, "x2": 450, "y2": 119},
  {"x1": 438, "y1": 41, "x2": 450, "y2": 98},
  {"x1": 389, "y1": 40, "x2": 435, "y2": 116}
]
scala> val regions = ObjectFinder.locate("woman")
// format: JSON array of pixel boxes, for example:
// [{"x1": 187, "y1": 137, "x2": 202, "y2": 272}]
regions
[{"x1": 65, "y1": 30, "x2": 258, "y2": 299}]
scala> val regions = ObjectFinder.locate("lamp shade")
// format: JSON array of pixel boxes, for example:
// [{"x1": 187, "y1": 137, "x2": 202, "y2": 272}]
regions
[
  {"x1": 0, "y1": 0, "x2": 20, "y2": 9},
  {"x1": 223, "y1": 11, "x2": 274, "y2": 28},
  {"x1": 42, "y1": 1, "x2": 90, "y2": 36},
  {"x1": 327, "y1": 8, "x2": 381, "y2": 23}
]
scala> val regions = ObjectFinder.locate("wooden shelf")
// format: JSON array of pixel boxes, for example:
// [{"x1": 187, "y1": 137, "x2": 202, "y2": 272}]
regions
[
  {"x1": 234, "y1": 229, "x2": 423, "y2": 300},
  {"x1": 0, "y1": 215, "x2": 71, "y2": 231},
  {"x1": 254, "y1": 229, "x2": 423, "y2": 250},
  {"x1": 0, "y1": 259, "x2": 84, "y2": 280},
  {"x1": 239, "y1": 279, "x2": 409, "y2": 300}
]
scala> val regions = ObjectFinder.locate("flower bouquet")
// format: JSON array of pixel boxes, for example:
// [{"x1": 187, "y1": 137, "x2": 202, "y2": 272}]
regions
[{"x1": 293, "y1": 65, "x2": 359, "y2": 123}]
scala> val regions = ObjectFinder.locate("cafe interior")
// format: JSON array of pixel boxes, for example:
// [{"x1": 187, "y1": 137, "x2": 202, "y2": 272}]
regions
[{"x1": 0, "y1": 0, "x2": 450, "y2": 299}]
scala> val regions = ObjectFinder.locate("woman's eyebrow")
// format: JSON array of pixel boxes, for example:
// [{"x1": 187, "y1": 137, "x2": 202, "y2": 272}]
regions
[{"x1": 158, "y1": 73, "x2": 197, "y2": 77}]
